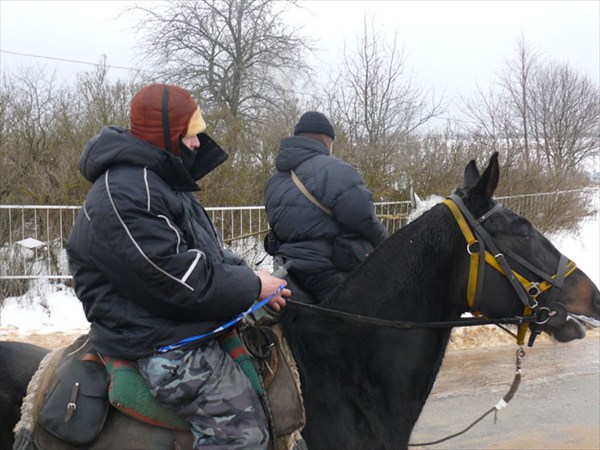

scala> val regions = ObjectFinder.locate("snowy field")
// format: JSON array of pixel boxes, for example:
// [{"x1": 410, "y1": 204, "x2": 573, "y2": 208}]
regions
[{"x1": 1, "y1": 215, "x2": 598, "y2": 337}]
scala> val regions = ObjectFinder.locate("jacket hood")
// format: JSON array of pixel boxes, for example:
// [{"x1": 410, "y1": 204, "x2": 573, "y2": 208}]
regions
[
  {"x1": 80, "y1": 126, "x2": 228, "y2": 191},
  {"x1": 275, "y1": 136, "x2": 330, "y2": 172},
  {"x1": 129, "y1": 83, "x2": 205, "y2": 156}
]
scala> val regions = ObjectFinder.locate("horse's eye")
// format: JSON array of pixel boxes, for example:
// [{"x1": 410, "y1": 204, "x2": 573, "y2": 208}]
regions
[{"x1": 513, "y1": 218, "x2": 533, "y2": 237}]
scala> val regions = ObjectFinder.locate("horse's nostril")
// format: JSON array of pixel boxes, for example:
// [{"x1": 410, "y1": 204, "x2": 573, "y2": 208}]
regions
[{"x1": 593, "y1": 288, "x2": 600, "y2": 313}]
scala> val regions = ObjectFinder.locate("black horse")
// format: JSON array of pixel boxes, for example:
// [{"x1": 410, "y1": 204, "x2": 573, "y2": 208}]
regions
[
  {"x1": 0, "y1": 342, "x2": 50, "y2": 450},
  {"x1": 280, "y1": 152, "x2": 599, "y2": 449},
  {"x1": 1, "y1": 153, "x2": 599, "y2": 449}
]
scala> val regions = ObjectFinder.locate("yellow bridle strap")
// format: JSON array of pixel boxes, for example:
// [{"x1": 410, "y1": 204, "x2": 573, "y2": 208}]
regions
[
  {"x1": 442, "y1": 199, "x2": 480, "y2": 311},
  {"x1": 517, "y1": 308, "x2": 533, "y2": 345},
  {"x1": 484, "y1": 252, "x2": 577, "y2": 295}
]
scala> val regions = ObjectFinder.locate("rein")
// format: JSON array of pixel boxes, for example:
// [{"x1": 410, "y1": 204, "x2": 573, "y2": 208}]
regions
[
  {"x1": 408, "y1": 346, "x2": 527, "y2": 447},
  {"x1": 286, "y1": 299, "x2": 535, "y2": 329}
]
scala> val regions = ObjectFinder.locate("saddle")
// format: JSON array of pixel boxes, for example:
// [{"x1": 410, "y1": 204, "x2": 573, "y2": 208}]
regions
[{"x1": 14, "y1": 327, "x2": 305, "y2": 450}]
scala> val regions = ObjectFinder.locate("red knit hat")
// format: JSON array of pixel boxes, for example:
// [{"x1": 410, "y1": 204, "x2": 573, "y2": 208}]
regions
[{"x1": 129, "y1": 84, "x2": 206, "y2": 156}]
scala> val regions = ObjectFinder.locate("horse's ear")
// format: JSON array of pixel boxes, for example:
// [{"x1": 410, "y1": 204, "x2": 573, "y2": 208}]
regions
[
  {"x1": 473, "y1": 152, "x2": 500, "y2": 198},
  {"x1": 462, "y1": 160, "x2": 480, "y2": 189}
]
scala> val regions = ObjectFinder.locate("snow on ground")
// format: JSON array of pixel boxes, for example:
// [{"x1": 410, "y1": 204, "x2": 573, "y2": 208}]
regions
[
  {"x1": 1, "y1": 216, "x2": 598, "y2": 336},
  {"x1": 1, "y1": 281, "x2": 89, "y2": 335},
  {"x1": 549, "y1": 216, "x2": 599, "y2": 287}
]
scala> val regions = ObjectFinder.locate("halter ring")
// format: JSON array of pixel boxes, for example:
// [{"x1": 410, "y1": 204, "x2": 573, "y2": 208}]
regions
[
  {"x1": 535, "y1": 306, "x2": 551, "y2": 325},
  {"x1": 467, "y1": 242, "x2": 480, "y2": 255}
]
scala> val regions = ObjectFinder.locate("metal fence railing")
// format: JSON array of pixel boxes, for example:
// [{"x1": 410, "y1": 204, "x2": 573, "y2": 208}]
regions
[
  {"x1": 1, "y1": 188, "x2": 597, "y2": 282},
  {"x1": 0, "y1": 201, "x2": 411, "y2": 281}
]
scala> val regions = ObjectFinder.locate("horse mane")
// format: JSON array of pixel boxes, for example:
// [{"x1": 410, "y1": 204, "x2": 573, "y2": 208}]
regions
[{"x1": 326, "y1": 201, "x2": 464, "y2": 320}]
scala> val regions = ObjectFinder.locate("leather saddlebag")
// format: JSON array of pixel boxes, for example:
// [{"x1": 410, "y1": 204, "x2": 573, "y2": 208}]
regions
[{"x1": 38, "y1": 356, "x2": 109, "y2": 446}]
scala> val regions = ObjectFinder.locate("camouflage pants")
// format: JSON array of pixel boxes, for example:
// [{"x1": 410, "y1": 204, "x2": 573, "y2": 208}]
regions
[{"x1": 137, "y1": 340, "x2": 268, "y2": 450}]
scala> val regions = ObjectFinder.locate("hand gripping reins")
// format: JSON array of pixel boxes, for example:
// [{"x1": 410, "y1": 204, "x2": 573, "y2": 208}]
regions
[
  {"x1": 157, "y1": 262, "x2": 291, "y2": 353},
  {"x1": 156, "y1": 284, "x2": 286, "y2": 353}
]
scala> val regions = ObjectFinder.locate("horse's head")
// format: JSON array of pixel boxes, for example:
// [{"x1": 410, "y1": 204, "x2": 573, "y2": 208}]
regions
[{"x1": 451, "y1": 152, "x2": 599, "y2": 344}]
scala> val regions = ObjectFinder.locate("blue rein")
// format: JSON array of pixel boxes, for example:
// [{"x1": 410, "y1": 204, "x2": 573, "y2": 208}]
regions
[{"x1": 156, "y1": 284, "x2": 286, "y2": 353}]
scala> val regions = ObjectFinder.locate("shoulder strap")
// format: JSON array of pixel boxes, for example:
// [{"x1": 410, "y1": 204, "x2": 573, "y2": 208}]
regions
[{"x1": 290, "y1": 170, "x2": 333, "y2": 216}]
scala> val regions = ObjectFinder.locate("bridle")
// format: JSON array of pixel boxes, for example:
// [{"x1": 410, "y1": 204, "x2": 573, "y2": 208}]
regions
[
  {"x1": 409, "y1": 195, "x2": 578, "y2": 446},
  {"x1": 443, "y1": 194, "x2": 577, "y2": 346},
  {"x1": 284, "y1": 194, "x2": 577, "y2": 347}
]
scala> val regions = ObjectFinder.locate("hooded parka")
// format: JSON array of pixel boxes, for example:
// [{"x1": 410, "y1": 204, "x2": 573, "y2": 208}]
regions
[
  {"x1": 67, "y1": 125, "x2": 259, "y2": 359},
  {"x1": 264, "y1": 136, "x2": 388, "y2": 272}
]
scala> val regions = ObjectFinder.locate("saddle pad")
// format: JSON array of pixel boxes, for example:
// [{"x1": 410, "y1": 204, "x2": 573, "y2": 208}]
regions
[
  {"x1": 102, "y1": 357, "x2": 190, "y2": 431},
  {"x1": 218, "y1": 328, "x2": 264, "y2": 395},
  {"x1": 101, "y1": 330, "x2": 264, "y2": 432}
]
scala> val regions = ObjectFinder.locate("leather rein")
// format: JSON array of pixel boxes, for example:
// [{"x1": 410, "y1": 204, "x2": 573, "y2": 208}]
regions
[{"x1": 287, "y1": 195, "x2": 576, "y2": 346}]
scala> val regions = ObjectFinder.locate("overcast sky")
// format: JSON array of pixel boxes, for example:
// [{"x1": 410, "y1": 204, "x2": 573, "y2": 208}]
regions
[{"x1": 1, "y1": 0, "x2": 598, "y2": 117}]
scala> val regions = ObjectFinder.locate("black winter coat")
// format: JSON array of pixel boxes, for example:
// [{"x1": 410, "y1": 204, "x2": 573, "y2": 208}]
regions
[
  {"x1": 67, "y1": 126, "x2": 260, "y2": 359},
  {"x1": 264, "y1": 136, "x2": 388, "y2": 272}
]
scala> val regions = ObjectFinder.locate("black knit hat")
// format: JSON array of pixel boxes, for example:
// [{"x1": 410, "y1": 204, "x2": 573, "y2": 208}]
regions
[{"x1": 293, "y1": 111, "x2": 335, "y2": 140}]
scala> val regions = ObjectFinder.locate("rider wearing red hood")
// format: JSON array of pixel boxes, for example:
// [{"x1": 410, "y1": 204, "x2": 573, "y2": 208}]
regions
[{"x1": 67, "y1": 84, "x2": 288, "y2": 449}]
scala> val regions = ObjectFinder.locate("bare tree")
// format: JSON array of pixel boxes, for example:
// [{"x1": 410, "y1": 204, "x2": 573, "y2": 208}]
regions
[
  {"x1": 499, "y1": 36, "x2": 541, "y2": 168},
  {"x1": 0, "y1": 67, "x2": 61, "y2": 203},
  {"x1": 528, "y1": 62, "x2": 599, "y2": 172},
  {"x1": 463, "y1": 37, "x2": 599, "y2": 181},
  {"x1": 461, "y1": 37, "x2": 542, "y2": 171},
  {"x1": 129, "y1": 0, "x2": 310, "y2": 119},
  {"x1": 0, "y1": 74, "x2": 16, "y2": 200},
  {"x1": 0, "y1": 61, "x2": 140, "y2": 205},
  {"x1": 325, "y1": 16, "x2": 444, "y2": 199},
  {"x1": 461, "y1": 83, "x2": 525, "y2": 172},
  {"x1": 334, "y1": 17, "x2": 442, "y2": 145},
  {"x1": 74, "y1": 58, "x2": 137, "y2": 133}
]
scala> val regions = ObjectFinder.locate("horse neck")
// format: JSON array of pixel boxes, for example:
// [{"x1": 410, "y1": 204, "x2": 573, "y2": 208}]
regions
[
  {"x1": 286, "y1": 204, "x2": 466, "y2": 449},
  {"x1": 329, "y1": 203, "x2": 464, "y2": 322}
]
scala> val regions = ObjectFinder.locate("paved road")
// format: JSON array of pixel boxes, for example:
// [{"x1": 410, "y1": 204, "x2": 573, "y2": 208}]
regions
[{"x1": 410, "y1": 337, "x2": 600, "y2": 449}]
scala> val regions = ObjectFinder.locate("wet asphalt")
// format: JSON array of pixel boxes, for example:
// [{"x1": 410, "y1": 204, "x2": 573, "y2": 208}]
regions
[{"x1": 410, "y1": 337, "x2": 600, "y2": 449}]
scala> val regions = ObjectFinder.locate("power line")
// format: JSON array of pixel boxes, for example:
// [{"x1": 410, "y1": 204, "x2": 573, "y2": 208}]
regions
[
  {"x1": 0, "y1": 49, "x2": 149, "y2": 72},
  {"x1": 0, "y1": 50, "x2": 478, "y2": 126}
]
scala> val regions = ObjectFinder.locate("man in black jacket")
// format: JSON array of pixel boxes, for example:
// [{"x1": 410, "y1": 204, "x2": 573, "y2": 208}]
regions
[
  {"x1": 264, "y1": 111, "x2": 387, "y2": 304},
  {"x1": 67, "y1": 83, "x2": 289, "y2": 449}
]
